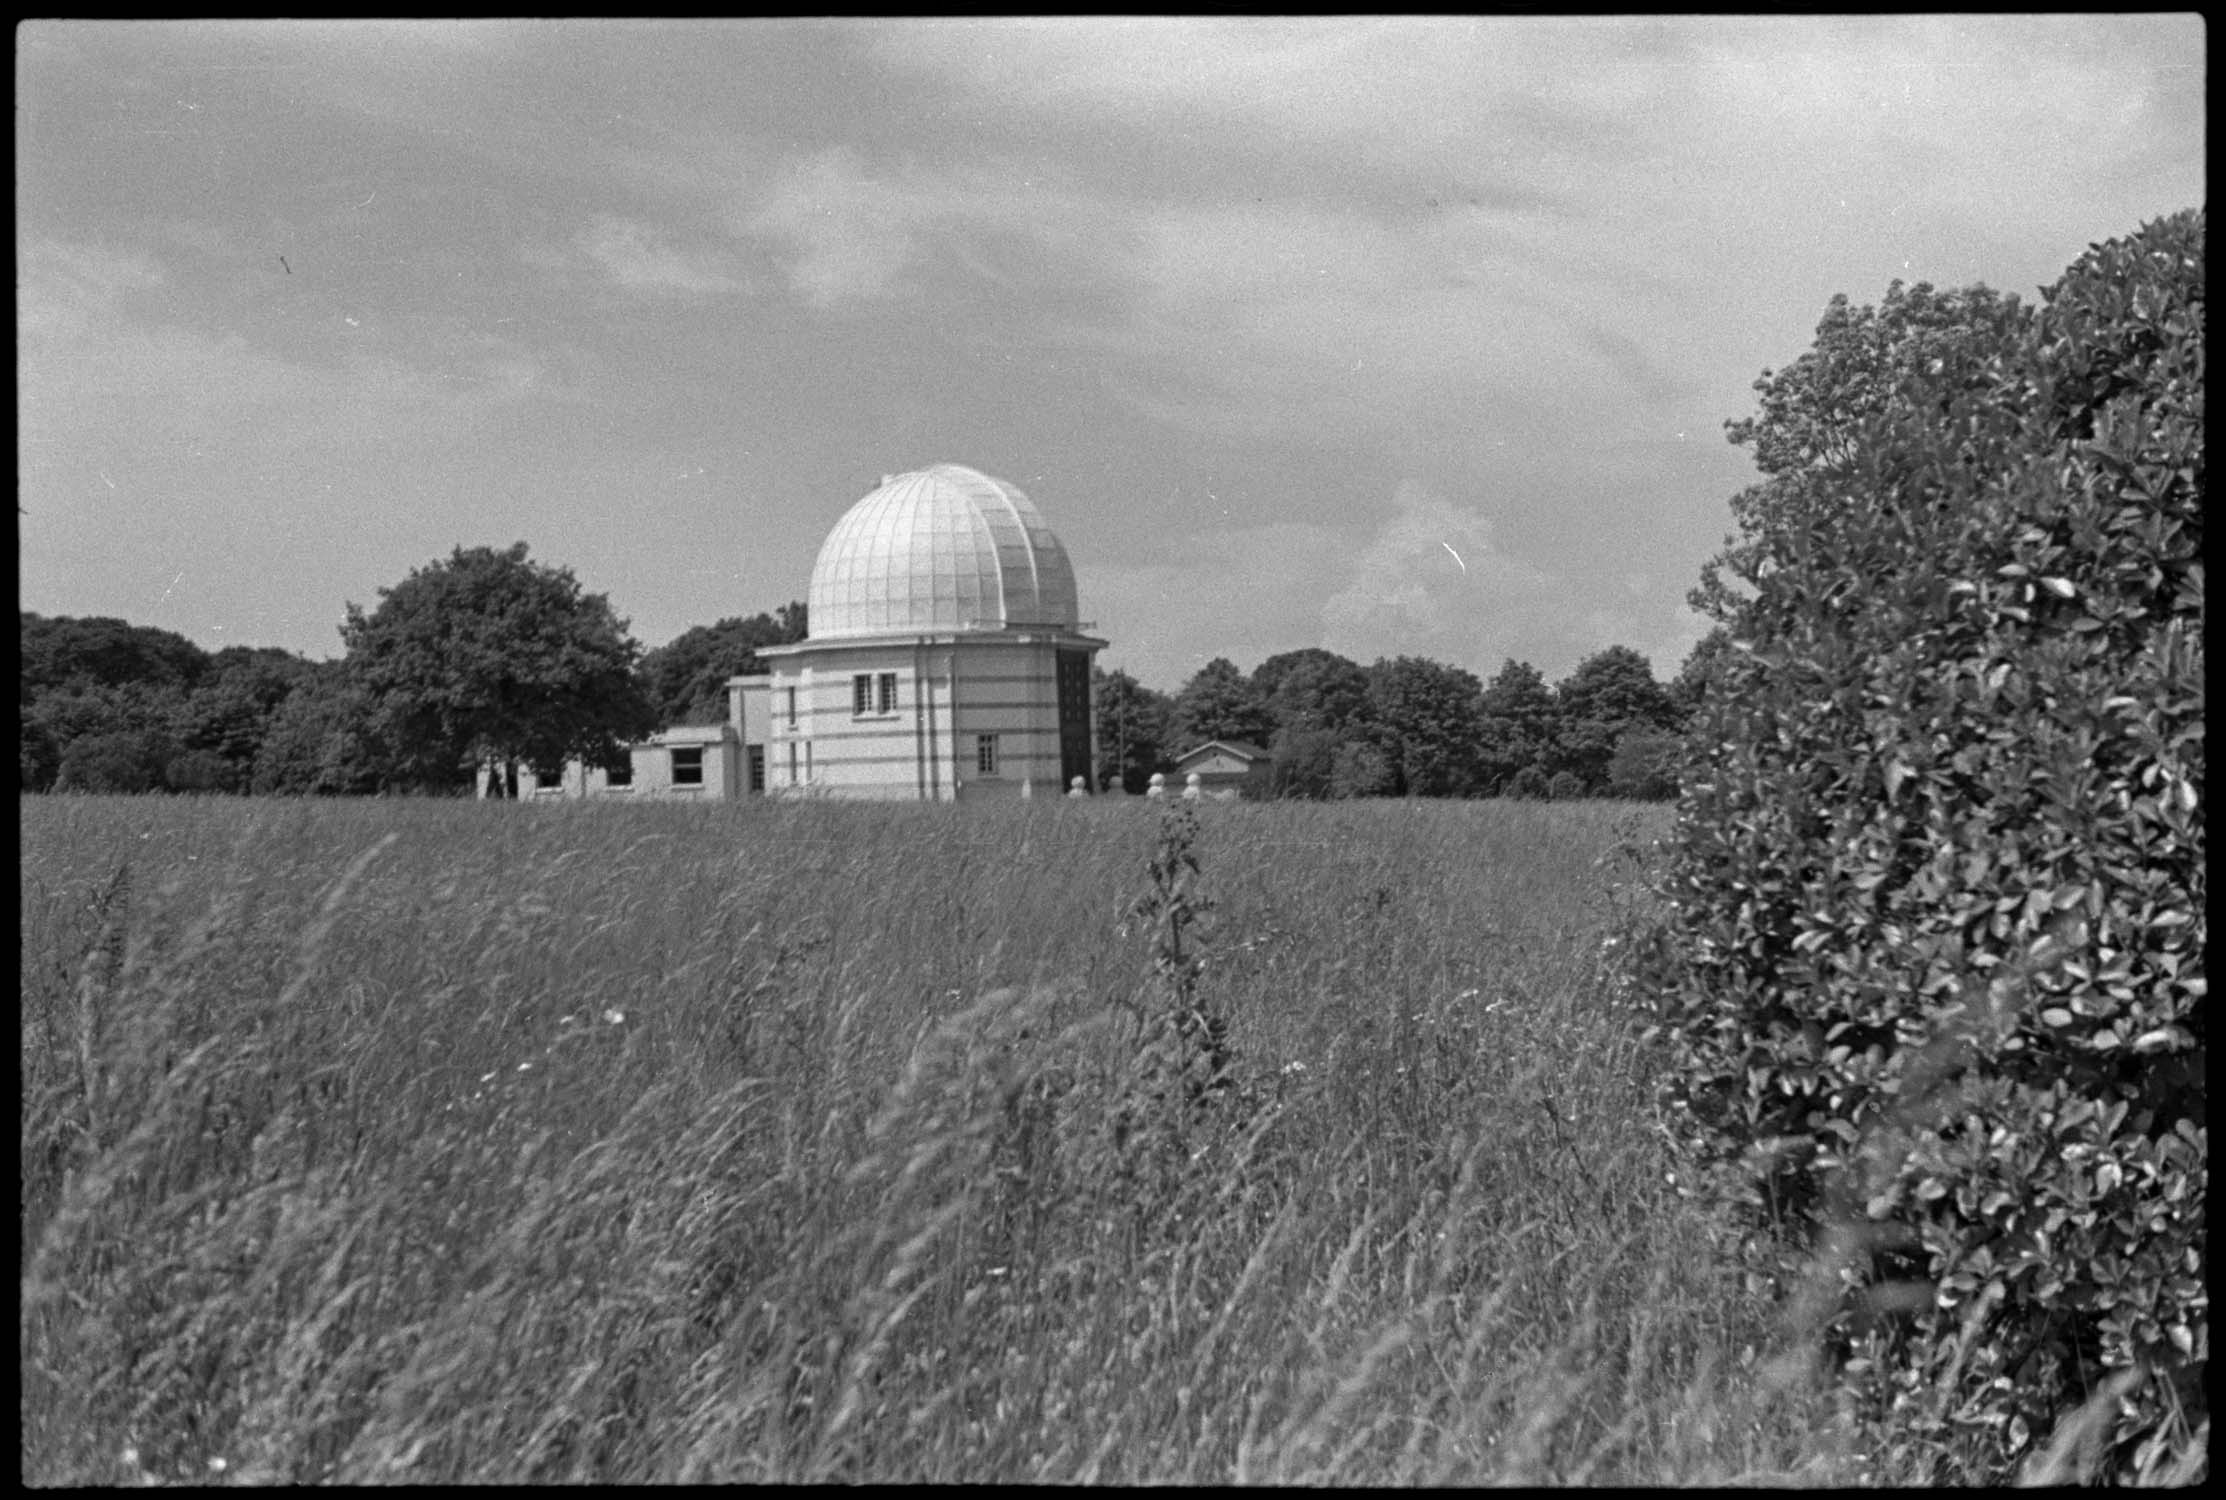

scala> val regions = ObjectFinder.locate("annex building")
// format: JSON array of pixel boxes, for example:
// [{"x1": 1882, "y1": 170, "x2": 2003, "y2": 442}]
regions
[{"x1": 512, "y1": 463, "x2": 1104, "y2": 803}]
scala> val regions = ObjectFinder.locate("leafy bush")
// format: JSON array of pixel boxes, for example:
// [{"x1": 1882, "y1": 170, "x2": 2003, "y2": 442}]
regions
[
  {"x1": 1502, "y1": 765, "x2": 1549, "y2": 801},
  {"x1": 1547, "y1": 771, "x2": 1586, "y2": 802},
  {"x1": 54, "y1": 730, "x2": 175, "y2": 794},
  {"x1": 1642, "y1": 209, "x2": 2204, "y2": 1483},
  {"x1": 163, "y1": 748, "x2": 244, "y2": 794},
  {"x1": 22, "y1": 708, "x2": 61, "y2": 790},
  {"x1": 1606, "y1": 731, "x2": 1680, "y2": 802}
]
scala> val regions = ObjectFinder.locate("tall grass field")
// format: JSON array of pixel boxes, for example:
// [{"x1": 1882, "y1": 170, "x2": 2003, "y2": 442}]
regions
[{"x1": 16, "y1": 794, "x2": 2135, "y2": 1483}]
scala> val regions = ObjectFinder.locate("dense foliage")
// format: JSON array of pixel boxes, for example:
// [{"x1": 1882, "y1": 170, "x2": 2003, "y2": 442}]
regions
[
  {"x1": 339, "y1": 543, "x2": 659, "y2": 795},
  {"x1": 1642, "y1": 209, "x2": 2205, "y2": 1482},
  {"x1": 24, "y1": 597, "x2": 1697, "y2": 803},
  {"x1": 1107, "y1": 645, "x2": 1700, "y2": 802},
  {"x1": 1092, "y1": 667, "x2": 1174, "y2": 794},
  {"x1": 636, "y1": 604, "x2": 807, "y2": 726}
]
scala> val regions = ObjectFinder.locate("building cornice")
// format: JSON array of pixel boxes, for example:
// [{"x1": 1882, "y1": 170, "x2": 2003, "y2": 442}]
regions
[{"x1": 757, "y1": 630, "x2": 1107, "y2": 659}]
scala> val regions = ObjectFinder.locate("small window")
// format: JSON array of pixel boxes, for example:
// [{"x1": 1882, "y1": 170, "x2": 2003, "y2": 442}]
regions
[
  {"x1": 671, "y1": 746, "x2": 705, "y2": 787},
  {"x1": 877, "y1": 671, "x2": 898, "y2": 714},
  {"x1": 605, "y1": 756, "x2": 633, "y2": 788},
  {"x1": 853, "y1": 673, "x2": 873, "y2": 716},
  {"x1": 976, "y1": 734, "x2": 999, "y2": 777},
  {"x1": 533, "y1": 762, "x2": 567, "y2": 795},
  {"x1": 787, "y1": 742, "x2": 798, "y2": 785},
  {"x1": 786, "y1": 686, "x2": 798, "y2": 728},
  {"x1": 747, "y1": 744, "x2": 766, "y2": 793}
]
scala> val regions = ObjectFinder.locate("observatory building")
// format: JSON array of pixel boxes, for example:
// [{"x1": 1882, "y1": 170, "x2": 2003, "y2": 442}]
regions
[
  {"x1": 755, "y1": 464, "x2": 1105, "y2": 800},
  {"x1": 508, "y1": 463, "x2": 1104, "y2": 802}
]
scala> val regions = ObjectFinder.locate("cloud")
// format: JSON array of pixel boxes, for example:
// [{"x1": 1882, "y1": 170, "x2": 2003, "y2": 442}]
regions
[
  {"x1": 738, "y1": 147, "x2": 933, "y2": 308},
  {"x1": 1320, "y1": 480, "x2": 1550, "y2": 669},
  {"x1": 576, "y1": 215, "x2": 753, "y2": 297},
  {"x1": 1307, "y1": 476, "x2": 1708, "y2": 680},
  {"x1": 855, "y1": 15, "x2": 2200, "y2": 433}
]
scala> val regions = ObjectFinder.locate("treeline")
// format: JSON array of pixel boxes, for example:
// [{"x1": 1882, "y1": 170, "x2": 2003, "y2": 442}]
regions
[
  {"x1": 22, "y1": 560, "x2": 1717, "y2": 802},
  {"x1": 1096, "y1": 637, "x2": 1723, "y2": 801},
  {"x1": 20, "y1": 570, "x2": 807, "y2": 796}
]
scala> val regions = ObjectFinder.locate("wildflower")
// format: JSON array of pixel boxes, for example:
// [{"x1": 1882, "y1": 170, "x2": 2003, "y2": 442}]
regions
[
  {"x1": 1281, "y1": 1060, "x2": 1307, "y2": 1076},
  {"x1": 517, "y1": 1061, "x2": 532, "y2": 1073},
  {"x1": 603, "y1": 1008, "x2": 625, "y2": 1025},
  {"x1": 478, "y1": 1070, "x2": 497, "y2": 1084},
  {"x1": 208, "y1": 1457, "x2": 228, "y2": 1473}
]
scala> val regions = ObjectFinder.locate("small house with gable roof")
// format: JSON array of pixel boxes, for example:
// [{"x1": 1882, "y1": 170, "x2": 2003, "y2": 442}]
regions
[{"x1": 1173, "y1": 738, "x2": 1272, "y2": 801}]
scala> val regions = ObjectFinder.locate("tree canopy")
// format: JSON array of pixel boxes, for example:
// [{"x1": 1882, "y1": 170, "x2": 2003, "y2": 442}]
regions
[
  {"x1": 1169, "y1": 657, "x2": 1273, "y2": 753},
  {"x1": 1257, "y1": 649, "x2": 1370, "y2": 735},
  {"x1": 1092, "y1": 666, "x2": 1173, "y2": 793},
  {"x1": 21, "y1": 612, "x2": 210, "y2": 696},
  {"x1": 1692, "y1": 280, "x2": 2031, "y2": 625},
  {"x1": 637, "y1": 605, "x2": 807, "y2": 726},
  {"x1": 1367, "y1": 655, "x2": 1486, "y2": 797},
  {"x1": 340, "y1": 543, "x2": 657, "y2": 793}
]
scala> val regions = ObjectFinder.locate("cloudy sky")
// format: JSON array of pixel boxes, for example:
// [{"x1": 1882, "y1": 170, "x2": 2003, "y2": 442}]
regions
[{"x1": 17, "y1": 18, "x2": 2205, "y2": 692}]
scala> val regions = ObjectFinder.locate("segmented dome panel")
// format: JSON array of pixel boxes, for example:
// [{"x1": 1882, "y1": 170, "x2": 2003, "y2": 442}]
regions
[{"x1": 807, "y1": 465, "x2": 1081, "y2": 639}]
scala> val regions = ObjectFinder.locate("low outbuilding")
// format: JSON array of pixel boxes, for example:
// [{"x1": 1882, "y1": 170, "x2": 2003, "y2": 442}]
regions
[{"x1": 1172, "y1": 739, "x2": 1272, "y2": 801}]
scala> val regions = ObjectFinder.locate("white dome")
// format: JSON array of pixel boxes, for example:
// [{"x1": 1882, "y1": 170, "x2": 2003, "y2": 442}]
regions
[{"x1": 806, "y1": 465, "x2": 1081, "y2": 640}]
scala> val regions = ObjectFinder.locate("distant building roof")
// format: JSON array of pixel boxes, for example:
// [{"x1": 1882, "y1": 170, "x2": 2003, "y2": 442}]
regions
[
  {"x1": 1175, "y1": 739, "x2": 1271, "y2": 766},
  {"x1": 806, "y1": 464, "x2": 1082, "y2": 641}
]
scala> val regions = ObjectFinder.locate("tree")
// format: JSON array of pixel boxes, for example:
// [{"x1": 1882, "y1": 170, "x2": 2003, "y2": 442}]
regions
[
  {"x1": 1252, "y1": 649, "x2": 1374, "y2": 799},
  {"x1": 1476, "y1": 659, "x2": 1559, "y2": 795},
  {"x1": 1092, "y1": 667, "x2": 1172, "y2": 794},
  {"x1": 1329, "y1": 738, "x2": 1397, "y2": 799},
  {"x1": 1257, "y1": 649, "x2": 1371, "y2": 735},
  {"x1": 1646, "y1": 210, "x2": 2204, "y2": 1478},
  {"x1": 1366, "y1": 656, "x2": 1486, "y2": 797},
  {"x1": 173, "y1": 647, "x2": 320, "y2": 785},
  {"x1": 1671, "y1": 625, "x2": 1737, "y2": 715},
  {"x1": 1266, "y1": 725, "x2": 1340, "y2": 799},
  {"x1": 1605, "y1": 728, "x2": 1679, "y2": 800},
  {"x1": 637, "y1": 605, "x2": 808, "y2": 726},
  {"x1": 163, "y1": 748, "x2": 243, "y2": 794},
  {"x1": 21, "y1": 708, "x2": 59, "y2": 791},
  {"x1": 25, "y1": 679, "x2": 189, "y2": 784},
  {"x1": 250, "y1": 666, "x2": 387, "y2": 796},
  {"x1": 1692, "y1": 281, "x2": 2031, "y2": 626},
  {"x1": 340, "y1": 543, "x2": 657, "y2": 794},
  {"x1": 1553, "y1": 646, "x2": 1682, "y2": 792},
  {"x1": 1502, "y1": 764, "x2": 1549, "y2": 800},
  {"x1": 1168, "y1": 657, "x2": 1273, "y2": 753},
  {"x1": 54, "y1": 730, "x2": 173, "y2": 794},
  {"x1": 21, "y1": 612, "x2": 209, "y2": 697}
]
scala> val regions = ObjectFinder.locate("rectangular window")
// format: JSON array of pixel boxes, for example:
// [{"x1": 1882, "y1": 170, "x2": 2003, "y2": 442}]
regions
[
  {"x1": 671, "y1": 746, "x2": 704, "y2": 787},
  {"x1": 853, "y1": 673, "x2": 873, "y2": 716},
  {"x1": 787, "y1": 742, "x2": 798, "y2": 785},
  {"x1": 786, "y1": 686, "x2": 798, "y2": 728},
  {"x1": 605, "y1": 756, "x2": 633, "y2": 788},
  {"x1": 877, "y1": 671, "x2": 898, "y2": 713},
  {"x1": 533, "y1": 762, "x2": 567, "y2": 795},
  {"x1": 747, "y1": 745, "x2": 766, "y2": 793},
  {"x1": 976, "y1": 734, "x2": 999, "y2": 777}
]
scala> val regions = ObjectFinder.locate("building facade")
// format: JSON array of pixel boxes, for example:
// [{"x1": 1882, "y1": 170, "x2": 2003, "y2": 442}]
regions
[
  {"x1": 500, "y1": 463, "x2": 1102, "y2": 803},
  {"x1": 758, "y1": 464, "x2": 1105, "y2": 801}
]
